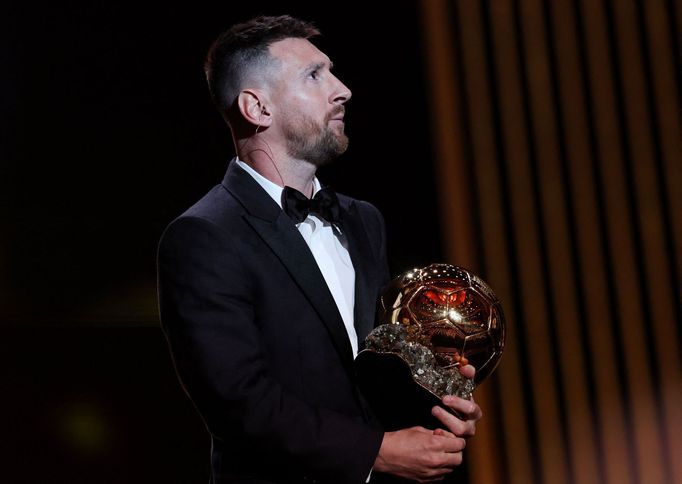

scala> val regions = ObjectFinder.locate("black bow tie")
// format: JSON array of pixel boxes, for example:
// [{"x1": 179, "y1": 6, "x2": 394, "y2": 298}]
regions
[{"x1": 281, "y1": 185, "x2": 341, "y2": 224}]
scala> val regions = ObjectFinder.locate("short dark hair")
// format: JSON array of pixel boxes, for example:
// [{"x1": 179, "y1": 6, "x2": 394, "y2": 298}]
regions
[{"x1": 204, "y1": 15, "x2": 320, "y2": 122}]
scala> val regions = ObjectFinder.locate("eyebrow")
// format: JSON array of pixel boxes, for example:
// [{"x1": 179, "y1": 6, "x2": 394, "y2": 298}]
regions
[{"x1": 304, "y1": 60, "x2": 334, "y2": 72}]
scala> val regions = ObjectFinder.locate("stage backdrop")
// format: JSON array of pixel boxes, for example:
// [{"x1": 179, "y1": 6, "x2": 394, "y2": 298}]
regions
[
  {"x1": 419, "y1": 1, "x2": 681, "y2": 484},
  {"x1": 2, "y1": 1, "x2": 681, "y2": 483}
]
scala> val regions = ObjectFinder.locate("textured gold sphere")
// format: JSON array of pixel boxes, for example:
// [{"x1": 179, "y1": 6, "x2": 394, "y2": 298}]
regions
[{"x1": 379, "y1": 263, "x2": 505, "y2": 384}]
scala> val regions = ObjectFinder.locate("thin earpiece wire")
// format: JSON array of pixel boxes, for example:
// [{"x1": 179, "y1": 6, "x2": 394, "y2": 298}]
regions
[
  {"x1": 242, "y1": 111, "x2": 314, "y2": 197},
  {"x1": 253, "y1": 119, "x2": 286, "y2": 188},
  {"x1": 238, "y1": 113, "x2": 286, "y2": 189}
]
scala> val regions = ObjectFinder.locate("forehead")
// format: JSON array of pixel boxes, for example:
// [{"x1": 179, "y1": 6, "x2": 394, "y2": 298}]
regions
[{"x1": 268, "y1": 37, "x2": 330, "y2": 72}]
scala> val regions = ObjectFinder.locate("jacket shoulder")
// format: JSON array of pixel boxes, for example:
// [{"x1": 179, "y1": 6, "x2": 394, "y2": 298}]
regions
[
  {"x1": 337, "y1": 193, "x2": 386, "y2": 238},
  {"x1": 337, "y1": 193, "x2": 384, "y2": 219},
  {"x1": 162, "y1": 184, "x2": 244, "y2": 236}
]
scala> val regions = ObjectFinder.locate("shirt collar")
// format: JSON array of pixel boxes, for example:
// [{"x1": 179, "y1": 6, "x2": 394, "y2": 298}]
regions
[{"x1": 234, "y1": 157, "x2": 321, "y2": 209}]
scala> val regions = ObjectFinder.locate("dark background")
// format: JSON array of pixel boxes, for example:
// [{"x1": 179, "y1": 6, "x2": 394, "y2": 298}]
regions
[{"x1": 1, "y1": 2, "x2": 443, "y2": 483}]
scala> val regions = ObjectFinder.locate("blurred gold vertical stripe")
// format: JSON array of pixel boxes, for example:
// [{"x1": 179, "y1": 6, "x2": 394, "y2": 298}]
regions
[
  {"x1": 611, "y1": 2, "x2": 682, "y2": 483},
  {"x1": 456, "y1": 2, "x2": 538, "y2": 482},
  {"x1": 516, "y1": 0, "x2": 601, "y2": 482},
  {"x1": 485, "y1": 4, "x2": 553, "y2": 484},
  {"x1": 571, "y1": 1, "x2": 663, "y2": 482},
  {"x1": 602, "y1": 1, "x2": 669, "y2": 482},
  {"x1": 643, "y1": 0, "x2": 682, "y2": 282},
  {"x1": 418, "y1": 0, "x2": 477, "y2": 271},
  {"x1": 549, "y1": 1, "x2": 632, "y2": 483},
  {"x1": 419, "y1": 2, "x2": 503, "y2": 483},
  {"x1": 643, "y1": 6, "x2": 682, "y2": 482},
  {"x1": 419, "y1": 0, "x2": 680, "y2": 482}
]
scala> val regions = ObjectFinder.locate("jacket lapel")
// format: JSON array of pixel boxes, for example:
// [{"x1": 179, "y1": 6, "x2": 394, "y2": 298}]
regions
[
  {"x1": 221, "y1": 161, "x2": 355, "y2": 371},
  {"x1": 337, "y1": 199, "x2": 376, "y2": 344}
]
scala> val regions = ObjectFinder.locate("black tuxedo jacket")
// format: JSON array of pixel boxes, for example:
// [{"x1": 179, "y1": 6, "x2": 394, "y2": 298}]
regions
[{"x1": 157, "y1": 161, "x2": 391, "y2": 483}]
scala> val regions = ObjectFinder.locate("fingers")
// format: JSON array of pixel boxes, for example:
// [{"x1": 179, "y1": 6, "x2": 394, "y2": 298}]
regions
[
  {"x1": 458, "y1": 364, "x2": 476, "y2": 379},
  {"x1": 432, "y1": 405, "x2": 470, "y2": 438},
  {"x1": 418, "y1": 465, "x2": 456, "y2": 484},
  {"x1": 423, "y1": 476, "x2": 449, "y2": 484},
  {"x1": 440, "y1": 436, "x2": 467, "y2": 454},
  {"x1": 433, "y1": 427, "x2": 455, "y2": 438},
  {"x1": 432, "y1": 401, "x2": 481, "y2": 438},
  {"x1": 428, "y1": 444, "x2": 464, "y2": 475},
  {"x1": 376, "y1": 427, "x2": 467, "y2": 482},
  {"x1": 443, "y1": 395, "x2": 483, "y2": 421},
  {"x1": 429, "y1": 428, "x2": 467, "y2": 454}
]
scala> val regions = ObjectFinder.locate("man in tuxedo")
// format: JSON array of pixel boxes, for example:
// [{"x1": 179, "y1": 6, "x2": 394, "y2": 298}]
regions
[{"x1": 157, "y1": 15, "x2": 482, "y2": 483}]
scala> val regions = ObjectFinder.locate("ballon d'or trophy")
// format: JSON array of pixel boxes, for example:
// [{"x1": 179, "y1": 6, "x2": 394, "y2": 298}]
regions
[{"x1": 355, "y1": 263, "x2": 505, "y2": 430}]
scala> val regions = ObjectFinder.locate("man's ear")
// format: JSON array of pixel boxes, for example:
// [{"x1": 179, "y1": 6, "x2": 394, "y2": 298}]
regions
[{"x1": 236, "y1": 90, "x2": 271, "y2": 127}]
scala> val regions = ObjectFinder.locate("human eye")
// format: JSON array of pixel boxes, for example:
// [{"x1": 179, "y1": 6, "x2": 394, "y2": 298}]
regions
[{"x1": 308, "y1": 69, "x2": 319, "y2": 80}]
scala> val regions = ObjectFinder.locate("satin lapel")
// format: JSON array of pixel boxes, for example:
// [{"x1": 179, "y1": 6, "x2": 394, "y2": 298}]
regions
[
  {"x1": 245, "y1": 214, "x2": 355, "y2": 371},
  {"x1": 221, "y1": 162, "x2": 355, "y2": 372},
  {"x1": 338, "y1": 201, "x2": 376, "y2": 343}
]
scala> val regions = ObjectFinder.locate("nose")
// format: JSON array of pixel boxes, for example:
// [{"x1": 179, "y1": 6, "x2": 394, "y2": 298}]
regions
[{"x1": 330, "y1": 74, "x2": 352, "y2": 104}]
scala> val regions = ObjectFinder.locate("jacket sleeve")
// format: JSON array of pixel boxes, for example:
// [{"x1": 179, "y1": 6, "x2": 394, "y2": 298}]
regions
[{"x1": 157, "y1": 215, "x2": 384, "y2": 483}]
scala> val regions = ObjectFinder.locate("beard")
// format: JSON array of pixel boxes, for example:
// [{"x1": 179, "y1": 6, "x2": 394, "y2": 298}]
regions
[{"x1": 282, "y1": 107, "x2": 349, "y2": 167}]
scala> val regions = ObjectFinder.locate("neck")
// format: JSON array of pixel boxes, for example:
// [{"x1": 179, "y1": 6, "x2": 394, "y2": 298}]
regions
[{"x1": 236, "y1": 136, "x2": 317, "y2": 198}]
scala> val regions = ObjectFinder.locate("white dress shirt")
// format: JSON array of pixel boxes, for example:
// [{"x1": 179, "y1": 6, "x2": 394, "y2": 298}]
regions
[{"x1": 235, "y1": 159, "x2": 360, "y2": 357}]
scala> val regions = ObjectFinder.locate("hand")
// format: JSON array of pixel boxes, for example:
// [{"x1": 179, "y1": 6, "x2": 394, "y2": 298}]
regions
[
  {"x1": 431, "y1": 365, "x2": 483, "y2": 438},
  {"x1": 373, "y1": 426, "x2": 467, "y2": 482}
]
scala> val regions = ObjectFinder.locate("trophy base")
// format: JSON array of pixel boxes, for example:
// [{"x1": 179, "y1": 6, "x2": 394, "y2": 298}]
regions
[{"x1": 355, "y1": 350, "x2": 450, "y2": 431}]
